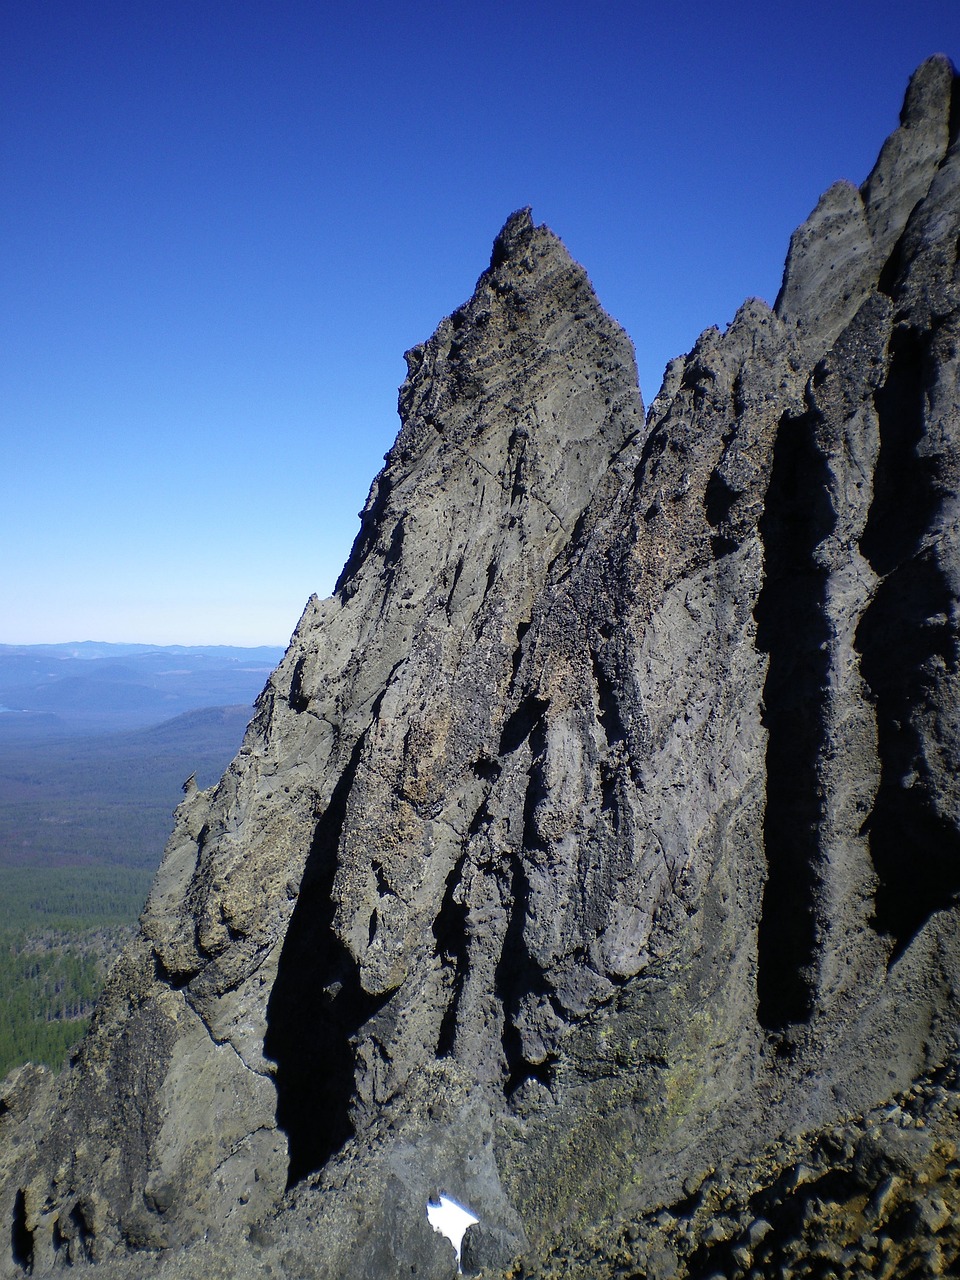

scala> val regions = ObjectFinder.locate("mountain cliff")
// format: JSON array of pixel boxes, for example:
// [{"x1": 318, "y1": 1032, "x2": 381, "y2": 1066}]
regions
[{"x1": 2, "y1": 56, "x2": 959, "y2": 1280}]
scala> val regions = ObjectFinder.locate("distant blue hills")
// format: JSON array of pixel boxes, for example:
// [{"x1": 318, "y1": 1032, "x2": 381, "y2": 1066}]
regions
[
  {"x1": 0, "y1": 643, "x2": 287, "y2": 871},
  {"x1": 1, "y1": 641, "x2": 285, "y2": 661},
  {"x1": 0, "y1": 641, "x2": 285, "y2": 737}
]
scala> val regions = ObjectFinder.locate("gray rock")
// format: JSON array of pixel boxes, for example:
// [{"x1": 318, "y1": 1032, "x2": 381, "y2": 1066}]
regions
[
  {"x1": 460, "y1": 1221, "x2": 518, "y2": 1275},
  {"x1": 860, "y1": 53, "x2": 955, "y2": 261},
  {"x1": 775, "y1": 55, "x2": 954, "y2": 358}
]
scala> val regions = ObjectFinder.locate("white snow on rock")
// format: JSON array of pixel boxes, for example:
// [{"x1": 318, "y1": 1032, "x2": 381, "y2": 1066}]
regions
[{"x1": 426, "y1": 1193, "x2": 480, "y2": 1272}]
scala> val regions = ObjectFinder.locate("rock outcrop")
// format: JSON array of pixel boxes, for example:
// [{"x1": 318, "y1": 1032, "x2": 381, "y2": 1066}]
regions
[{"x1": 2, "y1": 55, "x2": 959, "y2": 1280}]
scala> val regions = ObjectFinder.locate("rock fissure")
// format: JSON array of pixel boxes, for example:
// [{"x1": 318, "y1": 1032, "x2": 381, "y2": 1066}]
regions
[
  {"x1": 215, "y1": 1123, "x2": 274, "y2": 1173},
  {"x1": 754, "y1": 406, "x2": 835, "y2": 1030}
]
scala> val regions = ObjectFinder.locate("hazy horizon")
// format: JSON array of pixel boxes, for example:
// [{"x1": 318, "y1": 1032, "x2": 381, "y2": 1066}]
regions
[
  {"x1": 0, "y1": 639, "x2": 288, "y2": 652},
  {"x1": 4, "y1": 1, "x2": 958, "y2": 646}
]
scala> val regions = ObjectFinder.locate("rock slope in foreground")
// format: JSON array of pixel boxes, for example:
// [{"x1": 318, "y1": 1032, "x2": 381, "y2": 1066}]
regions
[{"x1": 2, "y1": 55, "x2": 960, "y2": 1280}]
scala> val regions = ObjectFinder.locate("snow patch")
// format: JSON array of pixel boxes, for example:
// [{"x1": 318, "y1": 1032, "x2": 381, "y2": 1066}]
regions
[{"x1": 426, "y1": 1193, "x2": 479, "y2": 1272}]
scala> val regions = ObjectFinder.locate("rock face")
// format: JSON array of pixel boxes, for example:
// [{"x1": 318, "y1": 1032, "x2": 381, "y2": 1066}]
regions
[{"x1": 2, "y1": 56, "x2": 959, "y2": 1280}]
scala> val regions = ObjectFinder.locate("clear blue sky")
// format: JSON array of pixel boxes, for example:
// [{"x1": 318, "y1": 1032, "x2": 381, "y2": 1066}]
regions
[{"x1": 3, "y1": 0, "x2": 957, "y2": 646}]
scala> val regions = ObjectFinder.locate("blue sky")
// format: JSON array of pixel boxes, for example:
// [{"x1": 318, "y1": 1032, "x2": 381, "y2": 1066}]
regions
[{"x1": 2, "y1": 1, "x2": 958, "y2": 646}]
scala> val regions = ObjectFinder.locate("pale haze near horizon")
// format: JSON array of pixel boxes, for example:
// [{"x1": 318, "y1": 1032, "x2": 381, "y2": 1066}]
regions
[{"x1": 3, "y1": 0, "x2": 958, "y2": 647}]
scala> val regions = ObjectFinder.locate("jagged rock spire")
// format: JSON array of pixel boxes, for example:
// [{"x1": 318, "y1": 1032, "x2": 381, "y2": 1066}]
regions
[{"x1": 776, "y1": 53, "x2": 956, "y2": 354}]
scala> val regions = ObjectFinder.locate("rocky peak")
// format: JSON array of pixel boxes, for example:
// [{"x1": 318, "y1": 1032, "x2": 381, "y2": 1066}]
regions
[
  {"x1": 338, "y1": 203, "x2": 641, "y2": 596},
  {"x1": 775, "y1": 54, "x2": 957, "y2": 357}
]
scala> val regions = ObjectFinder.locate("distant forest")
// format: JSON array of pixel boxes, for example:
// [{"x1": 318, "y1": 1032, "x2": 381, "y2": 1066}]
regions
[
  {"x1": 0, "y1": 704, "x2": 255, "y2": 868},
  {"x1": 0, "y1": 867, "x2": 153, "y2": 1078},
  {"x1": 0, "y1": 643, "x2": 281, "y2": 1079}
]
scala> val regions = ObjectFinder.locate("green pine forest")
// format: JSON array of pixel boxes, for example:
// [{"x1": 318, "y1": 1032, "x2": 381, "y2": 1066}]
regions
[
  {"x1": 0, "y1": 867, "x2": 153, "y2": 1079},
  {"x1": 0, "y1": 654, "x2": 270, "y2": 1082},
  {"x1": 0, "y1": 707, "x2": 257, "y2": 1080}
]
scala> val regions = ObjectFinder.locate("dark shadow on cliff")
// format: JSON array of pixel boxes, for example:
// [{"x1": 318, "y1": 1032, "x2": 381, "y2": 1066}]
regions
[
  {"x1": 860, "y1": 329, "x2": 944, "y2": 577},
  {"x1": 11, "y1": 1190, "x2": 33, "y2": 1273},
  {"x1": 264, "y1": 733, "x2": 389, "y2": 1188},
  {"x1": 856, "y1": 327, "x2": 960, "y2": 959},
  {"x1": 856, "y1": 557, "x2": 960, "y2": 956},
  {"x1": 495, "y1": 696, "x2": 557, "y2": 1096},
  {"x1": 754, "y1": 407, "x2": 835, "y2": 1030},
  {"x1": 434, "y1": 851, "x2": 470, "y2": 1058}
]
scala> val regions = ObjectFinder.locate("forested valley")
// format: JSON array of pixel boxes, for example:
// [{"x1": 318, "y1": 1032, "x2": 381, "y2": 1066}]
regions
[
  {"x1": 0, "y1": 645, "x2": 281, "y2": 1079},
  {"x1": 0, "y1": 867, "x2": 151, "y2": 1077}
]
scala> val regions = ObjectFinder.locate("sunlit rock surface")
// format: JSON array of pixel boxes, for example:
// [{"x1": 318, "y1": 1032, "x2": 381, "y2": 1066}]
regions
[{"x1": 1, "y1": 55, "x2": 959, "y2": 1280}]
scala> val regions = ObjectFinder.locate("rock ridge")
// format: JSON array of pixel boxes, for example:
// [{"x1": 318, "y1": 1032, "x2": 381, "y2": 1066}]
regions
[{"x1": 1, "y1": 56, "x2": 959, "y2": 1280}]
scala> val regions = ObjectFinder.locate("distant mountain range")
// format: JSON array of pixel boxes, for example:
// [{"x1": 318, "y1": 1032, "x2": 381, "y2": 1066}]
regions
[
  {"x1": 0, "y1": 703, "x2": 258, "y2": 870},
  {"x1": 0, "y1": 641, "x2": 285, "y2": 736},
  {"x1": 0, "y1": 642, "x2": 285, "y2": 870}
]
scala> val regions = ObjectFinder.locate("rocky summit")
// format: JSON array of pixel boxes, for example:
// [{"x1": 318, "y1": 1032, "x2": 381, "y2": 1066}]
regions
[{"x1": 2, "y1": 56, "x2": 960, "y2": 1280}]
